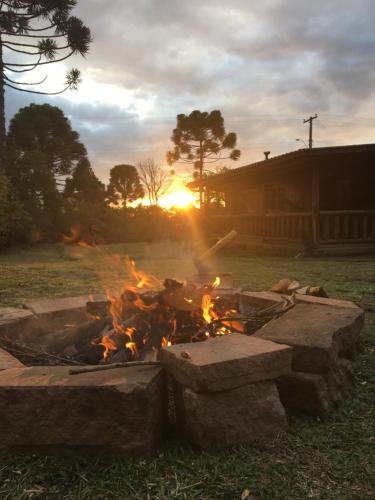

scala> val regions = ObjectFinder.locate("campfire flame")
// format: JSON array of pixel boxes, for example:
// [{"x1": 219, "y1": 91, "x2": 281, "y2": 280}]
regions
[
  {"x1": 90, "y1": 264, "x2": 240, "y2": 364},
  {"x1": 201, "y1": 276, "x2": 221, "y2": 324},
  {"x1": 98, "y1": 335, "x2": 118, "y2": 361},
  {"x1": 125, "y1": 256, "x2": 162, "y2": 290}
]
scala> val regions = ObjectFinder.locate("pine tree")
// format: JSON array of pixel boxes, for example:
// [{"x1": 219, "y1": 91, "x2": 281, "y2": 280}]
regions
[
  {"x1": 0, "y1": 0, "x2": 91, "y2": 167},
  {"x1": 107, "y1": 164, "x2": 144, "y2": 208},
  {"x1": 166, "y1": 110, "x2": 241, "y2": 207}
]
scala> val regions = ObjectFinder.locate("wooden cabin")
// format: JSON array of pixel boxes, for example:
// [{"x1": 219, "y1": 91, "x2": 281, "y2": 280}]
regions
[{"x1": 190, "y1": 143, "x2": 375, "y2": 255}]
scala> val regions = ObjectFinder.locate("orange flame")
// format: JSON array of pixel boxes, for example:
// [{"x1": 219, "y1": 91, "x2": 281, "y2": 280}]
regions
[
  {"x1": 98, "y1": 335, "x2": 117, "y2": 361},
  {"x1": 201, "y1": 295, "x2": 220, "y2": 324},
  {"x1": 126, "y1": 341, "x2": 138, "y2": 357},
  {"x1": 63, "y1": 225, "x2": 82, "y2": 245},
  {"x1": 212, "y1": 276, "x2": 221, "y2": 288},
  {"x1": 125, "y1": 256, "x2": 162, "y2": 290}
]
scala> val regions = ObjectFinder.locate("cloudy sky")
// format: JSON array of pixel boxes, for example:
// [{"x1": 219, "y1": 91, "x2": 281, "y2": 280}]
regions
[{"x1": 5, "y1": 0, "x2": 375, "y2": 183}]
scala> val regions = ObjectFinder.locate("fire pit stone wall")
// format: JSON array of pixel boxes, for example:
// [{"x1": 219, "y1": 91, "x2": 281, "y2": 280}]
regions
[
  {"x1": 0, "y1": 290, "x2": 364, "y2": 455},
  {"x1": 0, "y1": 364, "x2": 164, "y2": 456},
  {"x1": 253, "y1": 293, "x2": 364, "y2": 417},
  {"x1": 160, "y1": 334, "x2": 292, "y2": 449}
]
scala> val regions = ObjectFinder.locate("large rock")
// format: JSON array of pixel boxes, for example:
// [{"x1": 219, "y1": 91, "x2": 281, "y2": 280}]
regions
[
  {"x1": 276, "y1": 371, "x2": 331, "y2": 417},
  {"x1": 23, "y1": 296, "x2": 94, "y2": 329},
  {"x1": 160, "y1": 334, "x2": 292, "y2": 393},
  {"x1": 276, "y1": 358, "x2": 355, "y2": 417},
  {"x1": 0, "y1": 347, "x2": 24, "y2": 371},
  {"x1": 174, "y1": 381, "x2": 288, "y2": 449},
  {"x1": 0, "y1": 307, "x2": 38, "y2": 342},
  {"x1": 0, "y1": 365, "x2": 165, "y2": 456},
  {"x1": 255, "y1": 303, "x2": 364, "y2": 373}
]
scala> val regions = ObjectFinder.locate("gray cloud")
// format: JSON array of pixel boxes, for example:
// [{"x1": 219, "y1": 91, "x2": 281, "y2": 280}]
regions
[{"x1": 5, "y1": 0, "x2": 375, "y2": 183}]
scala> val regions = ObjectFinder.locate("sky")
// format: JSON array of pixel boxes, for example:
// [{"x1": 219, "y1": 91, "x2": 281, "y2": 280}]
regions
[{"x1": 5, "y1": 0, "x2": 375, "y2": 184}]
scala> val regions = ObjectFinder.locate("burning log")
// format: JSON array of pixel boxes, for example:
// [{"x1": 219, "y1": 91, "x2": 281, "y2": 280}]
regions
[
  {"x1": 42, "y1": 317, "x2": 112, "y2": 354},
  {"x1": 58, "y1": 256, "x2": 294, "y2": 367}
]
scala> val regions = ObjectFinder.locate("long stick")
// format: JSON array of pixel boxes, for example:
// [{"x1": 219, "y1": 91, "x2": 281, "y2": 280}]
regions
[
  {"x1": 0, "y1": 337, "x2": 84, "y2": 365},
  {"x1": 198, "y1": 229, "x2": 238, "y2": 263},
  {"x1": 69, "y1": 361, "x2": 161, "y2": 375}
]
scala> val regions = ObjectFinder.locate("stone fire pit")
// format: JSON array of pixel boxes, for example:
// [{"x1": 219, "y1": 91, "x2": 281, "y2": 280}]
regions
[{"x1": 0, "y1": 290, "x2": 364, "y2": 455}]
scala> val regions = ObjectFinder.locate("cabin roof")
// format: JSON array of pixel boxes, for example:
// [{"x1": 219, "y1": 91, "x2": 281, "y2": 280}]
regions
[{"x1": 189, "y1": 142, "x2": 375, "y2": 189}]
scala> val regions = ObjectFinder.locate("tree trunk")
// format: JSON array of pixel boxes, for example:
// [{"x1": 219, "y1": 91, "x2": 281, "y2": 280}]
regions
[
  {"x1": 0, "y1": 36, "x2": 6, "y2": 170},
  {"x1": 199, "y1": 140, "x2": 203, "y2": 209}
]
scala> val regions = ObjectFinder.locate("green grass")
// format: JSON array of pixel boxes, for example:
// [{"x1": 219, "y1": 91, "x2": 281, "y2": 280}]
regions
[{"x1": 0, "y1": 242, "x2": 374, "y2": 499}]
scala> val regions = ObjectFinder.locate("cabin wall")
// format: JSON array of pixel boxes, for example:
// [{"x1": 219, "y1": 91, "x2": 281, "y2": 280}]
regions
[
  {"x1": 320, "y1": 163, "x2": 375, "y2": 210},
  {"x1": 218, "y1": 167, "x2": 312, "y2": 215}
]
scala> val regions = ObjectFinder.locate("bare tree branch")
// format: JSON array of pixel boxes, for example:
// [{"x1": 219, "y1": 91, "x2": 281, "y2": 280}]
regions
[{"x1": 138, "y1": 159, "x2": 172, "y2": 205}]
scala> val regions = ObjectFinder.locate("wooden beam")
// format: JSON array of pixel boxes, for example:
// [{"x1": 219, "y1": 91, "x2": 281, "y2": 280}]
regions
[{"x1": 311, "y1": 164, "x2": 320, "y2": 248}]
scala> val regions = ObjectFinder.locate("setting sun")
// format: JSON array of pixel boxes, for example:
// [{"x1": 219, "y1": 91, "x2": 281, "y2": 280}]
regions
[{"x1": 158, "y1": 189, "x2": 196, "y2": 209}]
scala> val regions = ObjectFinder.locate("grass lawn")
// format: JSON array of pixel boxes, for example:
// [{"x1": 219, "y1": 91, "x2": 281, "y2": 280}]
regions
[{"x1": 0, "y1": 242, "x2": 374, "y2": 499}]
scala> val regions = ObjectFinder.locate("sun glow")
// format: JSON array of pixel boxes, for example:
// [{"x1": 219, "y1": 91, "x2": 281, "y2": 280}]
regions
[{"x1": 158, "y1": 189, "x2": 196, "y2": 209}]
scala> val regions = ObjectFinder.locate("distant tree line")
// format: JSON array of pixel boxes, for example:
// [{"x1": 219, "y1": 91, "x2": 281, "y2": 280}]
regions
[
  {"x1": 0, "y1": 2, "x2": 241, "y2": 248},
  {"x1": 0, "y1": 103, "x2": 181, "y2": 248}
]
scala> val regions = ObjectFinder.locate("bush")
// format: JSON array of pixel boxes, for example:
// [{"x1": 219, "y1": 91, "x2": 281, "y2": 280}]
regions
[{"x1": 0, "y1": 172, "x2": 32, "y2": 248}]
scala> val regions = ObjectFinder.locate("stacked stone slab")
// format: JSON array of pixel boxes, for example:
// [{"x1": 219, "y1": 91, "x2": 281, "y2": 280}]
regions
[
  {"x1": 0, "y1": 298, "x2": 165, "y2": 456},
  {"x1": 160, "y1": 334, "x2": 292, "y2": 449},
  {"x1": 253, "y1": 294, "x2": 364, "y2": 417},
  {"x1": 0, "y1": 363, "x2": 165, "y2": 456}
]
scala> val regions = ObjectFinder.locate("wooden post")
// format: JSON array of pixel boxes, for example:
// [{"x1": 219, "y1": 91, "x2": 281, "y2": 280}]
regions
[
  {"x1": 311, "y1": 164, "x2": 320, "y2": 249},
  {"x1": 261, "y1": 180, "x2": 266, "y2": 242}
]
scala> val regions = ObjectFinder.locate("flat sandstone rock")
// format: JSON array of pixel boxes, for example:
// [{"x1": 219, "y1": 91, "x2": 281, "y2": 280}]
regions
[
  {"x1": 0, "y1": 307, "x2": 38, "y2": 341},
  {"x1": 276, "y1": 358, "x2": 355, "y2": 418},
  {"x1": 22, "y1": 296, "x2": 98, "y2": 331},
  {"x1": 160, "y1": 334, "x2": 292, "y2": 392},
  {"x1": 175, "y1": 381, "x2": 288, "y2": 449},
  {"x1": 0, "y1": 365, "x2": 164, "y2": 456},
  {"x1": 255, "y1": 303, "x2": 364, "y2": 373},
  {"x1": 0, "y1": 347, "x2": 24, "y2": 370}
]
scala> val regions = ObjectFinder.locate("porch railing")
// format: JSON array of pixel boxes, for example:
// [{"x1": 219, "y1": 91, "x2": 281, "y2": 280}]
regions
[
  {"x1": 206, "y1": 213, "x2": 311, "y2": 241},
  {"x1": 319, "y1": 210, "x2": 375, "y2": 242},
  {"x1": 207, "y1": 210, "x2": 375, "y2": 243}
]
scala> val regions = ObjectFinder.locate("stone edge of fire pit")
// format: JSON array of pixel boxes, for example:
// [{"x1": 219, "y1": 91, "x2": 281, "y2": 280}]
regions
[
  {"x1": 254, "y1": 301, "x2": 364, "y2": 373},
  {"x1": 174, "y1": 380, "x2": 288, "y2": 450},
  {"x1": 0, "y1": 346, "x2": 24, "y2": 370},
  {"x1": 0, "y1": 306, "x2": 39, "y2": 343},
  {"x1": 0, "y1": 364, "x2": 166, "y2": 456},
  {"x1": 23, "y1": 294, "x2": 107, "y2": 322},
  {"x1": 159, "y1": 334, "x2": 293, "y2": 393}
]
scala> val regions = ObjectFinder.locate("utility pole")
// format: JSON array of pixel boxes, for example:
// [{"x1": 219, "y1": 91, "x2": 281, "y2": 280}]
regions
[{"x1": 303, "y1": 114, "x2": 318, "y2": 149}]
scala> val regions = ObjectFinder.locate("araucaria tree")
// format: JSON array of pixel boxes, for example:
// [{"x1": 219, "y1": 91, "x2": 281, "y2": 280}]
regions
[
  {"x1": 6, "y1": 103, "x2": 87, "y2": 219},
  {"x1": 107, "y1": 164, "x2": 144, "y2": 209},
  {"x1": 0, "y1": 0, "x2": 92, "y2": 167},
  {"x1": 166, "y1": 110, "x2": 241, "y2": 207},
  {"x1": 138, "y1": 158, "x2": 171, "y2": 206}
]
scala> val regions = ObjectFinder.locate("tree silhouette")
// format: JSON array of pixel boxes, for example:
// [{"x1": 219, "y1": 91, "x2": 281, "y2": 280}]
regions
[
  {"x1": 6, "y1": 104, "x2": 87, "y2": 225},
  {"x1": 166, "y1": 110, "x2": 240, "y2": 207},
  {"x1": 0, "y1": 170, "x2": 31, "y2": 247},
  {"x1": 65, "y1": 158, "x2": 106, "y2": 205},
  {"x1": 107, "y1": 164, "x2": 144, "y2": 208},
  {"x1": 6, "y1": 150, "x2": 58, "y2": 217},
  {"x1": 0, "y1": 0, "x2": 91, "y2": 166},
  {"x1": 138, "y1": 158, "x2": 171, "y2": 206},
  {"x1": 7, "y1": 103, "x2": 87, "y2": 183}
]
